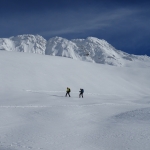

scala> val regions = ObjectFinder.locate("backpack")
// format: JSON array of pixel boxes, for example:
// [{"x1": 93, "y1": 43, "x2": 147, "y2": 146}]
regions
[{"x1": 81, "y1": 89, "x2": 84, "y2": 93}]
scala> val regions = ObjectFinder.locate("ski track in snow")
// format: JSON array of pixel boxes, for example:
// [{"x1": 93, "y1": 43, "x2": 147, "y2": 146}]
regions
[{"x1": 25, "y1": 89, "x2": 150, "y2": 100}]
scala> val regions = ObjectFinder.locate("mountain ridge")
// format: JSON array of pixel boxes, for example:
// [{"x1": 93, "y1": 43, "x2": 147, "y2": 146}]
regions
[{"x1": 0, "y1": 34, "x2": 150, "y2": 67}]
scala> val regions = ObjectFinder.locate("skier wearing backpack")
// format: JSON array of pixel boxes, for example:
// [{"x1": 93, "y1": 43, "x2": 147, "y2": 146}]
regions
[
  {"x1": 79, "y1": 88, "x2": 84, "y2": 98},
  {"x1": 66, "y1": 87, "x2": 71, "y2": 97}
]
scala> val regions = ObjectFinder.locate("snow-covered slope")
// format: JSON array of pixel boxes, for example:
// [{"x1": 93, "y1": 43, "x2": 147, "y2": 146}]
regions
[
  {"x1": 45, "y1": 36, "x2": 80, "y2": 60},
  {"x1": 71, "y1": 37, "x2": 124, "y2": 66},
  {"x1": 0, "y1": 50, "x2": 150, "y2": 99},
  {"x1": 1, "y1": 34, "x2": 150, "y2": 67},
  {"x1": 0, "y1": 51, "x2": 150, "y2": 150}
]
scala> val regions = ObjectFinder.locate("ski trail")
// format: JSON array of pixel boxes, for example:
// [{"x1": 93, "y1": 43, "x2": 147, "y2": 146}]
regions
[
  {"x1": 0, "y1": 102, "x2": 143, "y2": 109},
  {"x1": 25, "y1": 89, "x2": 150, "y2": 100},
  {"x1": 25, "y1": 89, "x2": 123, "y2": 96}
]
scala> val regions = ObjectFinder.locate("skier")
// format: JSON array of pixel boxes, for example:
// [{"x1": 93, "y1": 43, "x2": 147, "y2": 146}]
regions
[
  {"x1": 66, "y1": 87, "x2": 71, "y2": 97},
  {"x1": 79, "y1": 88, "x2": 84, "y2": 98}
]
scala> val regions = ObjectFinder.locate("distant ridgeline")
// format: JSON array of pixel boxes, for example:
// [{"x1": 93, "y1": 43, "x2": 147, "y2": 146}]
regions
[{"x1": 0, "y1": 34, "x2": 150, "y2": 66}]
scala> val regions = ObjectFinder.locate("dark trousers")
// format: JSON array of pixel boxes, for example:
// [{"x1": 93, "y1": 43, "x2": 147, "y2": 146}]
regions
[
  {"x1": 79, "y1": 92, "x2": 83, "y2": 98},
  {"x1": 66, "y1": 92, "x2": 70, "y2": 97}
]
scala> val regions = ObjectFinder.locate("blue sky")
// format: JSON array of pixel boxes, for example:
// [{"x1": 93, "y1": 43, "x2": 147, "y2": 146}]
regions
[{"x1": 0, "y1": 0, "x2": 150, "y2": 56}]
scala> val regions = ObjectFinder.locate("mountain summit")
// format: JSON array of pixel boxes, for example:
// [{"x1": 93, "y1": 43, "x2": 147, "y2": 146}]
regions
[{"x1": 0, "y1": 34, "x2": 150, "y2": 67}]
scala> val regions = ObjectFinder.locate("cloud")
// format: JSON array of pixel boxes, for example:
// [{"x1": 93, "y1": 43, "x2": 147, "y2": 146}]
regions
[{"x1": 38, "y1": 7, "x2": 149, "y2": 38}]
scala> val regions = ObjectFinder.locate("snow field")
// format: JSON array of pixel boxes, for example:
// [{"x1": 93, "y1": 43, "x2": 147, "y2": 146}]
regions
[{"x1": 0, "y1": 51, "x2": 150, "y2": 150}]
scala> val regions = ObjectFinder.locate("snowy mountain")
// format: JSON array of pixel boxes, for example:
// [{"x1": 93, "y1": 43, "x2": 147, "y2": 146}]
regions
[
  {"x1": 0, "y1": 34, "x2": 46, "y2": 54},
  {"x1": 0, "y1": 34, "x2": 150, "y2": 66}
]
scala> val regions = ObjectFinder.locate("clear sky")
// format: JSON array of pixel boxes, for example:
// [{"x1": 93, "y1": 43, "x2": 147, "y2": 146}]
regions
[{"x1": 0, "y1": 0, "x2": 150, "y2": 56}]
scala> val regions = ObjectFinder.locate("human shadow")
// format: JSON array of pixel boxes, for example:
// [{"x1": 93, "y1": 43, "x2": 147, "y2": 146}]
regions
[{"x1": 51, "y1": 95, "x2": 65, "y2": 98}]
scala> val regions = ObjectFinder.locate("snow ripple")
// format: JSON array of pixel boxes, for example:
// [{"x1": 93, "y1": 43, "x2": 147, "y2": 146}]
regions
[{"x1": 114, "y1": 107, "x2": 150, "y2": 122}]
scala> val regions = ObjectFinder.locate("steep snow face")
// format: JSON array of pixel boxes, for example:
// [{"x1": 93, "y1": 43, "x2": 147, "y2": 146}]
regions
[
  {"x1": 45, "y1": 37, "x2": 80, "y2": 60},
  {"x1": 0, "y1": 34, "x2": 46, "y2": 54},
  {"x1": 46, "y1": 36, "x2": 150, "y2": 66},
  {"x1": 0, "y1": 34, "x2": 150, "y2": 67},
  {"x1": 72, "y1": 37, "x2": 124, "y2": 66},
  {"x1": 0, "y1": 38, "x2": 15, "y2": 51},
  {"x1": 45, "y1": 36, "x2": 125, "y2": 65}
]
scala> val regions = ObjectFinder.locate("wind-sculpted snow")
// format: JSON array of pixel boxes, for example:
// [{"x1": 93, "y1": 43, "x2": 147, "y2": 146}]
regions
[
  {"x1": 0, "y1": 34, "x2": 46, "y2": 54},
  {"x1": 71, "y1": 37, "x2": 124, "y2": 66},
  {"x1": 45, "y1": 37, "x2": 80, "y2": 60},
  {"x1": 0, "y1": 34, "x2": 150, "y2": 67},
  {"x1": 113, "y1": 107, "x2": 150, "y2": 122}
]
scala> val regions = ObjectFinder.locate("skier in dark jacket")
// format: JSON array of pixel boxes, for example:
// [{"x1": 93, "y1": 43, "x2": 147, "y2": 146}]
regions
[
  {"x1": 79, "y1": 88, "x2": 84, "y2": 98},
  {"x1": 66, "y1": 87, "x2": 71, "y2": 97}
]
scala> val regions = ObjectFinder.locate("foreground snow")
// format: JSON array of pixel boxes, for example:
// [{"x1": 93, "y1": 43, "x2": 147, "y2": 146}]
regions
[{"x1": 0, "y1": 51, "x2": 150, "y2": 150}]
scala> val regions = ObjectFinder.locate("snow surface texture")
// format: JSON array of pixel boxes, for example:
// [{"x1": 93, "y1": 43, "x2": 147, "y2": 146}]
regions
[
  {"x1": 1, "y1": 34, "x2": 150, "y2": 67},
  {"x1": 0, "y1": 50, "x2": 150, "y2": 150}
]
